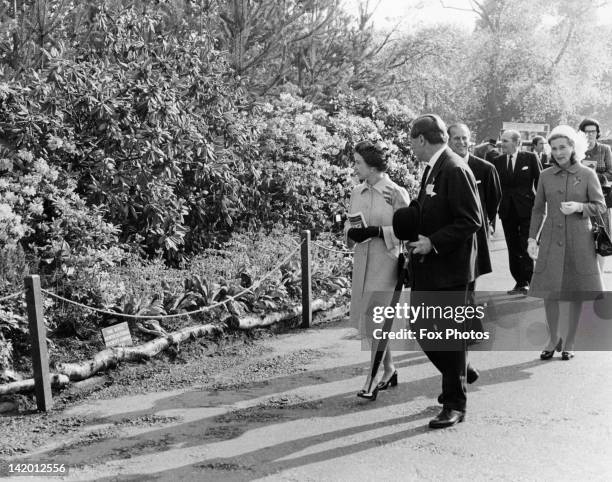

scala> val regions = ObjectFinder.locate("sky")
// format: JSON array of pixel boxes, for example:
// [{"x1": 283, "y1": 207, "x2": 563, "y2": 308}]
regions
[{"x1": 343, "y1": 0, "x2": 612, "y2": 30}]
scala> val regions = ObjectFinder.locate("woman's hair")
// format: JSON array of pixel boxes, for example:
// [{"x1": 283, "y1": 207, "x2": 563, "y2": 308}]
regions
[
  {"x1": 547, "y1": 125, "x2": 588, "y2": 165},
  {"x1": 578, "y1": 118, "x2": 601, "y2": 139},
  {"x1": 354, "y1": 140, "x2": 389, "y2": 171}
]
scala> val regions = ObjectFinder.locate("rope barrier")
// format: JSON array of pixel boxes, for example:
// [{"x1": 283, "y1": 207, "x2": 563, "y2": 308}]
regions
[
  {"x1": 312, "y1": 241, "x2": 354, "y2": 255},
  {"x1": 0, "y1": 291, "x2": 24, "y2": 303},
  {"x1": 39, "y1": 244, "x2": 302, "y2": 320}
]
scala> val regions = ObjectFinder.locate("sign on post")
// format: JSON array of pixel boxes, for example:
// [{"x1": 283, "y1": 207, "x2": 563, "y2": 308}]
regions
[{"x1": 101, "y1": 322, "x2": 133, "y2": 348}]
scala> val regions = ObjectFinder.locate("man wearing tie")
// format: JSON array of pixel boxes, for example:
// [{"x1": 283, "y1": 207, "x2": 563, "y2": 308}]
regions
[
  {"x1": 532, "y1": 136, "x2": 550, "y2": 168},
  {"x1": 448, "y1": 123, "x2": 502, "y2": 294},
  {"x1": 493, "y1": 130, "x2": 542, "y2": 295},
  {"x1": 392, "y1": 115, "x2": 481, "y2": 428}
]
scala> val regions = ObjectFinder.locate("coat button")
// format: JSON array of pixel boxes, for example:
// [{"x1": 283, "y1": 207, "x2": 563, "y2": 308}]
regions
[
  {"x1": 558, "y1": 241, "x2": 563, "y2": 246},
  {"x1": 557, "y1": 223, "x2": 563, "y2": 228},
  {"x1": 558, "y1": 189, "x2": 565, "y2": 194}
]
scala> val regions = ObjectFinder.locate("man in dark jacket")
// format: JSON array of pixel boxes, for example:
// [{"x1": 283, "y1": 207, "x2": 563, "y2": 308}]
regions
[
  {"x1": 393, "y1": 115, "x2": 481, "y2": 428},
  {"x1": 448, "y1": 123, "x2": 502, "y2": 289},
  {"x1": 493, "y1": 130, "x2": 542, "y2": 295}
]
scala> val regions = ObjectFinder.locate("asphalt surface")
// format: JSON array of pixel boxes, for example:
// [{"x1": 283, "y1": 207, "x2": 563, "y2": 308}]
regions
[{"x1": 3, "y1": 229, "x2": 612, "y2": 481}]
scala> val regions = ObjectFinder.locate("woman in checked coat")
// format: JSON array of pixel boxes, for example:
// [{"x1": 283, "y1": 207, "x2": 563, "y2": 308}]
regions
[
  {"x1": 345, "y1": 140, "x2": 410, "y2": 399},
  {"x1": 527, "y1": 125, "x2": 606, "y2": 361}
]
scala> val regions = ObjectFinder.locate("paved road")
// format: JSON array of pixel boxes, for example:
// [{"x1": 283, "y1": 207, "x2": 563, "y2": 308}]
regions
[{"x1": 9, "y1": 229, "x2": 612, "y2": 481}]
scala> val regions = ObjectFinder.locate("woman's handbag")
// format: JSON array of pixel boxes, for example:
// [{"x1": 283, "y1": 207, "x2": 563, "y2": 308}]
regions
[{"x1": 592, "y1": 214, "x2": 612, "y2": 256}]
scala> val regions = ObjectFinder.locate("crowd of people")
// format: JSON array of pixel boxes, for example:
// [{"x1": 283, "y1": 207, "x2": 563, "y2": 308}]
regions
[{"x1": 345, "y1": 114, "x2": 610, "y2": 429}]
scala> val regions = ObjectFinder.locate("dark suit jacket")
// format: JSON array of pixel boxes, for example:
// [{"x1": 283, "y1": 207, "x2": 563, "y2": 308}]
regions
[
  {"x1": 485, "y1": 149, "x2": 500, "y2": 163},
  {"x1": 468, "y1": 155, "x2": 502, "y2": 277},
  {"x1": 538, "y1": 152, "x2": 551, "y2": 169},
  {"x1": 407, "y1": 148, "x2": 482, "y2": 290},
  {"x1": 493, "y1": 151, "x2": 542, "y2": 219}
]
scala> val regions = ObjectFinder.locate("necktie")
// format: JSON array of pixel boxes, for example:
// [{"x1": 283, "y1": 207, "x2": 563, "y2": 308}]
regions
[
  {"x1": 508, "y1": 154, "x2": 513, "y2": 172},
  {"x1": 420, "y1": 165, "x2": 431, "y2": 192}
]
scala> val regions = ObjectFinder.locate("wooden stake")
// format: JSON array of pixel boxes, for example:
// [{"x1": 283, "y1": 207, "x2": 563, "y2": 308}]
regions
[
  {"x1": 25, "y1": 275, "x2": 52, "y2": 411},
  {"x1": 301, "y1": 230, "x2": 312, "y2": 328}
]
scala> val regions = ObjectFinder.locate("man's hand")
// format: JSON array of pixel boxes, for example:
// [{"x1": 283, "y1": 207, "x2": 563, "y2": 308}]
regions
[
  {"x1": 347, "y1": 227, "x2": 380, "y2": 243},
  {"x1": 408, "y1": 234, "x2": 433, "y2": 255},
  {"x1": 560, "y1": 201, "x2": 583, "y2": 215},
  {"x1": 527, "y1": 238, "x2": 539, "y2": 260},
  {"x1": 383, "y1": 185, "x2": 409, "y2": 208}
]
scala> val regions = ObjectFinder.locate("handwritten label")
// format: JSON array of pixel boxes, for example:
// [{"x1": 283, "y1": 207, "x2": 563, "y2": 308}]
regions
[{"x1": 101, "y1": 322, "x2": 132, "y2": 348}]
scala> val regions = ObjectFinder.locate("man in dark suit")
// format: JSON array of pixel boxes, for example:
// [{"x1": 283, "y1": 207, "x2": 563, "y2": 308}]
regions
[
  {"x1": 448, "y1": 123, "x2": 502, "y2": 291},
  {"x1": 392, "y1": 115, "x2": 481, "y2": 428},
  {"x1": 532, "y1": 136, "x2": 551, "y2": 168},
  {"x1": 493, "y1": 130, "x2": 542, "y2": 295}
]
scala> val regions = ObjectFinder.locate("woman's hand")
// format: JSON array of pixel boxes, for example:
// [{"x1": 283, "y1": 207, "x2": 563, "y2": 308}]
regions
[
  {"x1": 560, "y1": 201, "x2": 583, "y2": 215},
  {"x1": 527, "y1": 238, "x2": 539, "y2": 260},
  {"x1": 347, "y1": 227, "x2": 381, "y2": 243}
]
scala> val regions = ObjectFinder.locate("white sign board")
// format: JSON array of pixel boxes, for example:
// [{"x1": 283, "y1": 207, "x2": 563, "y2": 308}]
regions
[
  {"x1": 101, "y1": 322, "x2": 133, "y2": 348},
  {"x1": 502, "y1": 122, "x2": 550, "y2": 140}
]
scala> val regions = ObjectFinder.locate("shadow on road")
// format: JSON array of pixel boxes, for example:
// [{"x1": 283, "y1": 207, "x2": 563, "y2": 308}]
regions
[{"x1": 27, "y1": 353, "x2": 545, "y2": 479}]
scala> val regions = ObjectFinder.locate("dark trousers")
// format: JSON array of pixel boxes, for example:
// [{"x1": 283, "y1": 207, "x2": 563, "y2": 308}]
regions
[
  {"x1": 412, "y1": 285, "x2": 468, "y2": 412},
  {"x1": 501, "y1": 203, "x2": 533, "y2": 286}
]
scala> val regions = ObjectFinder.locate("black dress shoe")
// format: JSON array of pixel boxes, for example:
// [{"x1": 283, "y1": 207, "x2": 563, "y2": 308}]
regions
[
  {"x1": 540, "y1": 338, "x2": 563, "y2": 360},
  {"x1": 356, "y1": 386, "x2": 379, "y2": 401},
  {"x1": 518, "y1": 285, "x2": 529, "y2": 295},
  {"x1": 429, "y1": 408, "x2": 465, "y2": 429},
  {"x1": 507, "y1": 284, "x2": 521, "y2": 295},
  {"x1": 376, "y1": 370, "x2": 398, "y2": 390},
  {"x1": 561, "y1": 351, "x2": 574, "y2": 360},
  {"x1": 467, "y1": 366, "x2": 479, "y2": 384}
]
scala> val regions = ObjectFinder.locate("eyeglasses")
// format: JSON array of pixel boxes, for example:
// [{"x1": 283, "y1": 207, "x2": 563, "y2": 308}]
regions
[{"x1": 584, "y1": 129, "x2": 598, "y2": 134}]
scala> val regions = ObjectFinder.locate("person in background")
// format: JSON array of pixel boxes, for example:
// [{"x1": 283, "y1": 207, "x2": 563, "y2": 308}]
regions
[
  {"x1": 448, "y1": 123, "x2": 502, "y2": 288},
  {"x1": 528, "y1": 125, "x2": 605, "y2": 361},
  {"x1": 493, "y1": 130, "x2": 542, "y2": 295},
  {"x1": 579, "y1": 118, "x2": 612, "y2": 273},
  {"x1": 345, "y1": 140, "x2": 410, "y2": 400},
  {"x1": 532, "y1": 136, "x2": 551, "y2": 168}
]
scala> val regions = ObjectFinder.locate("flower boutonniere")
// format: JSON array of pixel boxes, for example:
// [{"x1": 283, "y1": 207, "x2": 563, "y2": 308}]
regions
[
  {"x1": 425, "y1": 184, "x2": 436, "y2": 196},
  {"x1": 573, "y1": 177, "x2": 582, "y2": 187}
]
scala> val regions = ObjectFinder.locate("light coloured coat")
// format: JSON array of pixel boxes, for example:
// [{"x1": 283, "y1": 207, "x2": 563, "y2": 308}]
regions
[
  {"x1": 529, "y1": 163, "x2": 606, "y2": 299},
  {"x1": 346, "y1": 175, "x2": 410, "y2": 340}
]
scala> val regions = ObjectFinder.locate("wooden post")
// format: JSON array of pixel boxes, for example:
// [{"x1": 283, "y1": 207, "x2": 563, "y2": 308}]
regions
[
  {"x1": 301, "y1": 230, "x2": 312, "y2": 328},
  {"x1": 24, "y1": 275, "x2": 52, "y2": 411}
]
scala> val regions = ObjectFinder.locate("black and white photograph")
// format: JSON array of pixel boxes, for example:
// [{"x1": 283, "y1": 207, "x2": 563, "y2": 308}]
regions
[{"x1": 1, "y1": 0, "x2": 612, "y2": 480}]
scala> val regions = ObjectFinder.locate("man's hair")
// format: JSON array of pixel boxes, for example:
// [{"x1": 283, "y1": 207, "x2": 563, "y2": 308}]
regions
[
  {"x1": 578, "y1": 118, "x2": 601, "y2": 139},
  {"x1": 447, "y1": 123, "x2": 470, "y2": 138},
  {"x1": 503, "y1": 130, "x2": 521, "y2": 143},
  {"x1": 532, "y1": 135, "x2": 545, "y2": 146},
  {"x1": 410, "y1": 114, "x2": 448, "y2": 144}
]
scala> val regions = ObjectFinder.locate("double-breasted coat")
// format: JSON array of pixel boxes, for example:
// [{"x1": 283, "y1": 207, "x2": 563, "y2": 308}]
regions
[
  {"x1": 345, "y1": 175, "x2": 410, "y2": 343},
  {"x1": 529, "y1": 163, "x2": 606, "y2": 299}
]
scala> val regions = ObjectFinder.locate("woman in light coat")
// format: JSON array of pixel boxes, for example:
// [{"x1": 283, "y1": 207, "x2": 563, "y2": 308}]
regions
[
  {"x1": 346, "y1": 140, "x2": 409, "y2": 399},
  {"x1": 528, "y1": 125, "x2": 606, "y2": 360}
]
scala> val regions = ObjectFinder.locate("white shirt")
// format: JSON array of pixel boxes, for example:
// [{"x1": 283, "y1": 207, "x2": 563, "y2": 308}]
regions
[{"x1": 423, "y1": 145, "x2": 448, "y2": 184}]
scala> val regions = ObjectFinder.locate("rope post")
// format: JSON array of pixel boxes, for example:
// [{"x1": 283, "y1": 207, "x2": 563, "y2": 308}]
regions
[
  {"x1": 301, "y1": 230, "x2": 312, "y2": 328},
  {"x1": 24, "y1": 275, "x2": 52, "y2": 412}
]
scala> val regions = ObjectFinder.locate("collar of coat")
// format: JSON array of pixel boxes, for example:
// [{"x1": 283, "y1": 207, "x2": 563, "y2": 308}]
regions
[
  {"x1": 358, "y1": 173, "x2": 394, "y2": 195},
  {"x1": 551, "y1": 163, "x2": 580, "y2": 175}
]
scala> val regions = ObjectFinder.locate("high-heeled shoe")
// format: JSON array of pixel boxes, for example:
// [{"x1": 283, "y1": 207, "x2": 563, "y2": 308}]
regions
[
  {"x1": 376, "y1": 370, "x2": 398, "y2": 390},
  {"x1": 540, "y1": 338, "x2": 562, "y2": 360},
  {"x1": 561, "y1": 351, "x2": 575, "y2": 360},
  {"x1": 356, "y1": 386, "x2": 379, "y2": 401}
]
